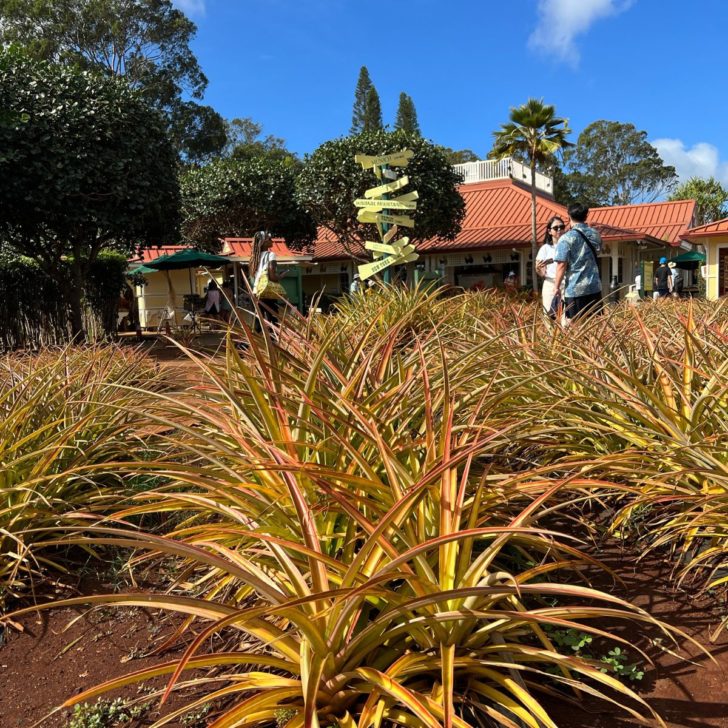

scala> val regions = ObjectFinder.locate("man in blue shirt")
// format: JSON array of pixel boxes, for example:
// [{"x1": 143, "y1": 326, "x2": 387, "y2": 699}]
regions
[{"x1": 552, "y1": 202, "x2": 603, "y2": 321}]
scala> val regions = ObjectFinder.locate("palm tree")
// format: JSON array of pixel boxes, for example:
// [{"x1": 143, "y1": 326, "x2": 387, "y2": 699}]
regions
[{"x1": 490, "y1": 99, "x2": 572, "y2": 287}]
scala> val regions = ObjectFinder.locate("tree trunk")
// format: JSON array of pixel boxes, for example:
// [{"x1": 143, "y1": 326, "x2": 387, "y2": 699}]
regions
[
  {"x1": 68, "y1": 254, "x2": 86, "y2": 342},
  {"x1": 530, "y1": 161, "x2": 538, "y2": 289}
]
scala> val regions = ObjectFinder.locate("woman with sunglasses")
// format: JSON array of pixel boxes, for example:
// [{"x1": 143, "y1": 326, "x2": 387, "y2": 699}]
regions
[{"x1": 536, "y1": 216, "x2": 566, "y2": 312}]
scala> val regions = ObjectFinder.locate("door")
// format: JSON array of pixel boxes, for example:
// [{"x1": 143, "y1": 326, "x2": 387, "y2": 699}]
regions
[{"x1": 720, "y1": 248, "x2": 728, "y2": 297}]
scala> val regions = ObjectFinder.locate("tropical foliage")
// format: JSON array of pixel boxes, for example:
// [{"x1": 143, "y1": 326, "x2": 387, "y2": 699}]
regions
[
  {"x1": 0, "y1": 345, "x2": 168, "y2": 603},
  {"x1": 490, "y1": 99, "x2": 572, "y2": 284},
  {"x1": 0, "y1": 0, "x2": 226, "y2": 161},
  {"x1": 0, "y1": 47, "x2": 180, "y2": 338},
  {"x1": 5, "y1": 288, "x2": 728, "y2": 726},
  {"x1": 669, "y1": 176, "x2": 728, "y2": 226},
  {"x1": 181, "y1": 157, "x2": 316, "y2": 251},
  {"x1": 395, "y1": 92, "x2": 421, "y2": 135},
  {"x1": 558, "y1": 120, "x2": 677, "y2": 207},
  {"x1": 350, "y1": 66, "x2": 378, "y2": 136},
  {"x1": 296, "y1": 130, "x2": 465, "y2": 257}
]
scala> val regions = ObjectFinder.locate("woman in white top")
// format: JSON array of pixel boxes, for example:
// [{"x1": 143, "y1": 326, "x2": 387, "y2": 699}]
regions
[
  {"x1": 204, "y1": 279, "x2": 221, "y2": 316},
  {"x1": 250, "y1": 230, "x2": 282, "y2": 332},
  {"x1": 536, "y1": 216, "x2": 566, "y2": 312}
]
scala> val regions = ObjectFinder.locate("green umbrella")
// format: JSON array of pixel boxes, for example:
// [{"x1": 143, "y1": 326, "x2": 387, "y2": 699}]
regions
[
  {"x1": 145, "y1": 249, "x2": 232, "y2": 302},
  {"x1": 144, "y1": 249, "x2": 231, "y2": 271},
  {"x1": 672, "y1": 250, "x2": 706, "y2": 264},
  {"x1": 127, "y1": 264, "x2": 156, "y2": 275}
]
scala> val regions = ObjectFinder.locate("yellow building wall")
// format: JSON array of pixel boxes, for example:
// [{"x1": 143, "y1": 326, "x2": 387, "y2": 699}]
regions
[
  {"x1": 135, "y1": 269, "x2": 222, "y2": 329},
  {"x1": 703, "y1": 236, "x2": 728, "y2": 301}
]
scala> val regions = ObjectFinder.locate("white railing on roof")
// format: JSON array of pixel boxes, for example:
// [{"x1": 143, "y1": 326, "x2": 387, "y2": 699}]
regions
[{"x1": 453, "y1": 157, "x2": 553, "y2": 194}]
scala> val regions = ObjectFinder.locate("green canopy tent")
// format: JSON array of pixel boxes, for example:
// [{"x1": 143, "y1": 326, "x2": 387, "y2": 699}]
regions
[
  {"x1": 144, "y1": 249, "x2": 232, "y2": 326},
  {"x1": 127, "y1": 264, "x2": 156, "y2": 275},
  {"x1": 671, "y1": 250, "x2": 706, "y2": 268},
  {"x1": 145, "y1": 249, "x2": 231, "y2": 294}
]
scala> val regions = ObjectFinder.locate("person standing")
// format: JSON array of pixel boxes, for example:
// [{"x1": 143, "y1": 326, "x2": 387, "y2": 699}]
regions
[
  {"x1": 536, "y1": 216, "x2": 566, "y2": 312},
  {"x1": 250, "y1": 230, "x2": 284, "y2": 334},
  {"x1": 552, "y1": 202, "x2": 603, "y2": 322},
  {"x1": 350, "y1": 273, "x2": 362, "y2": 294},
  {"x1": 204, "y1": 279, "x2": 221, "y2": 317},
  {"x1": 654, "y1": 257, "x2": 672, "y2": 298},
  {"x1": 668, "y1": 261, "x2": 683, "y2": 297}
]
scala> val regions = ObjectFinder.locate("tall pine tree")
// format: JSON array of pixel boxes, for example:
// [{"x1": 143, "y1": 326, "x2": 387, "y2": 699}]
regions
[
  {"x1": 350, "y1": 66, "x2": 373, "y2": 134},
  {"x1": 395, "y1": 92, "x2": 420, "y2": 135},
  {"x1": 362, "y1": 86, "x2": 383, "y2": 133}
]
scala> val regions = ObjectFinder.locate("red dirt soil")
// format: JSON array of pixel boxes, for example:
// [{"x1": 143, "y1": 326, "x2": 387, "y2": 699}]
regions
[
  {"x1": 545, "y1": 544, "x2": 728, "y2": 728},
  {"x1": 2, "y1": 545, "x2": 726, "y2": 728}
]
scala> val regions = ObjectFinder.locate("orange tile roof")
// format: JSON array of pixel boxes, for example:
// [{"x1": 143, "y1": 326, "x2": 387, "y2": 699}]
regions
[
  {"x1": 681, "y1": 216, "x2": 728, "y2": 240},
  {"x1": 131, "y1": 184, "x2": 696, "y2": 265},
  {"x1": 133, "y1": 240, "x2": 311, "y2": 266},
  {"x1": 588, "y1": 199, "x2": 695, "y2": 245},
  {"x1": 222, "y1": 237, "x2": 312, "y2": 261},
  {"x1": 419, "y1": 179, "x2": 568, "y2": 252},
  {"x1": 135, "y1": 246, "x2": 190, "y2": 263},
  {"x1": 308, "y1": 179, "x2": 681, "y2": 259},
  {"x1": 309, "y1": 228, "x2": 367, "y2": 260}
]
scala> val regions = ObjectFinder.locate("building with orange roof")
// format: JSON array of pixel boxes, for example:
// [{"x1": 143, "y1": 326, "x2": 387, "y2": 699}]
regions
[
  {"x1": 129, "y1": 239, "x2": 312, "y2": 328},
  {"x1": 681, "y1": 216, "x2": 728, "y2": 299},
  {"x1": 297, "y1": 159, "x2": 696, "y2": 297},
  {"x1": 128, "y1": 157, "x2": 705, "y2": 324}
]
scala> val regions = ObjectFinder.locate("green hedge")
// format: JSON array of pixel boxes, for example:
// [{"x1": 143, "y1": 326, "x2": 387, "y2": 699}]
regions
[{"x1": 0, "y1": 250, "x2": 128, "y2": 349}]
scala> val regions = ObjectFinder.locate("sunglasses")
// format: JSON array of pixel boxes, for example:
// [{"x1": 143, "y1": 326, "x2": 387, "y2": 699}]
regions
[{"x1": 550, "y1": 225, "x2": 565, "y2": 231}]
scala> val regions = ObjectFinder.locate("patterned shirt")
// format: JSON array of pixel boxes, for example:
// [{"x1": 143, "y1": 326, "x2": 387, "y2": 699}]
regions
[{"x1": 554, "y1": 223, "x2": 602, "y2": 298}]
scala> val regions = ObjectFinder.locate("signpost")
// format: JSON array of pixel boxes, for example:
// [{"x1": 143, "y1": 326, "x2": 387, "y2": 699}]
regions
[{"x1": 354, "y1": 148, "x2": 420, "y2": 282}]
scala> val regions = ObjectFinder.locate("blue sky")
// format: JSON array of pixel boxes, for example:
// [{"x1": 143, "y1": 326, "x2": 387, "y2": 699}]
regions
[{"x1": 173, "y1": 0, "x2": 728, "y2": 186}]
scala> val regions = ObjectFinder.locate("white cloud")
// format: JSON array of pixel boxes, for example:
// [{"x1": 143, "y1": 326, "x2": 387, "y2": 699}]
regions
[
  {"x1": 652, "y1": 138, "x2": 728, "y2": 185},
  {"x1": 173, "y1": 0, "x2": 206, "y2": 17},
  {"x1": 529, "y1": 0, "x2": 634, "y2": 67}
]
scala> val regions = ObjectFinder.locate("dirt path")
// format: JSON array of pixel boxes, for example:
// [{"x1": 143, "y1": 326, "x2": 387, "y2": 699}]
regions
[{"x1": 546, "y1": 542, "x2": 728, "y2": 728}]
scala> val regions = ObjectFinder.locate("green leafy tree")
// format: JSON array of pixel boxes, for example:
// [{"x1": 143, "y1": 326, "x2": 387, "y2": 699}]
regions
[
  {"x1": 0, "y1": 0, "x2": 224, "y2": 162},
  {"x1": 561, "y1": 121, "x2": 677, "y2": 206},
  {"x1": 442, "y1": 148, "x2": 479, "y2": 164},
  {"x1": 296, "y1": 129, "x2": 465, "y2": 257},
  {"x1": 223, "y1": 117, "x2": 297, "y2": 165},
  {"x1": 168, "y1": 101, "x2": 227, "y2": 165},
  {"x1": 395, "y1": 92, "x2": 421, "y2": 135},
  {"x1": 490, "y1": 98, "x2": 572, "y2": 285},
  {"x1": 669, "y1": 176, "x2": 728, "y2": 226},
  {"x1": 0, "y1": 48, "x2": 180, "y2": 339},
  {"x1": 551, "y1": 163, "x2": 579, "y2": 207},
  {"x1": 350, "y1": 66, "x2": 373, "y2": 135},
  {"x1": 363, "y1": 86, "x2": 383, "y2": 133},
  {"x1": 181, "y1": 157, "x2": 316, "y2": 251}
]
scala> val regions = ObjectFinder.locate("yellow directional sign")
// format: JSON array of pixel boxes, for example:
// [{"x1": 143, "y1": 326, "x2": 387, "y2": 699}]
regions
[
  {"x1": 354, "y1": 147, "x2": 420, "y2": 281},
  {"x1": 365, "y1": 239, "x2": 413, "y2": 256},
  {"x1": 383, "y1": 225, "x2": 399, "y2": 243},
  {"x1": 354, "y1": 198, "x2": 417, "y2": 210},
  {"x1": 364, "y1": 176, "x2": 409, "y2": 199},
  {"x1": 392, "y1": 191, "x2": 419, "y2": 202},
  {"x1": 357, "y1": 210, "x2": 415, "y2": 228},
  {"x1": 355, "y1": 149, "x2": 414, "y2": 169},
  {"x1": 358, "y1": 248, "x2": 419, "y2": 280},
  {"x1": 365, "y1": 237, "x2": 411, "y2": 258}
]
